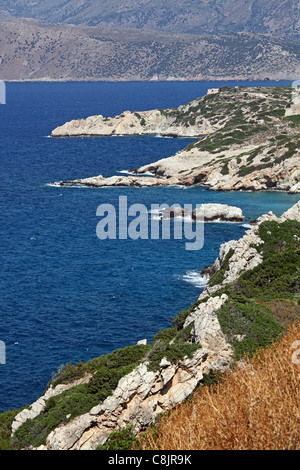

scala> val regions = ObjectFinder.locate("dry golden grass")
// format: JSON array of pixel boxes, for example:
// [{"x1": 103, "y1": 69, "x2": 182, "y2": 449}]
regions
[{"x1": 138, "y1": 320, "x2": 300, "y2": 450}]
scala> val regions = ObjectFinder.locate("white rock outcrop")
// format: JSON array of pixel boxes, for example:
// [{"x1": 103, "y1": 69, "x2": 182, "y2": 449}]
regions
[
  {"x1": 44, "y1": 347, "x2": 225, "y2": 450},
  {"x1": 279, "y1": 200, "x2": 300, "y2": 222},
  {"x1": 193, "y1": 203, "x2": 244, "y2": 222},
  {"x1": 51, "y1": 108, "x2": 210, "y2": 139}
]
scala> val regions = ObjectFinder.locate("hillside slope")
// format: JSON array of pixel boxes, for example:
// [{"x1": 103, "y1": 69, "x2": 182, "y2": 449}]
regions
[
  {"x1": 138, "y1": 318, "x2": 300, "y2": 450},
  {"x1": 0, "y1": 0, "x2": 299, "y2": 38},
  {"x1": 1, "y1": 18, "x2": 299, "y2": 81}
]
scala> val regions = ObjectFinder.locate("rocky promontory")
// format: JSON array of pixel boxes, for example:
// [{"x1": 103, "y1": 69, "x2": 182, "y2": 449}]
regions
[{"x1": 51, "y1": 86, "x2": 300, "y2": 193}]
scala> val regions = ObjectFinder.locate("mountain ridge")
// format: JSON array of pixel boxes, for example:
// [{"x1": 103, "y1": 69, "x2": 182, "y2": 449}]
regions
[
  {"x1": 1, "y1": 18, "x2": 299, "y2": 81},
  {"x1": 0, "y1": 0, "x2": 299, "y2": 39}
]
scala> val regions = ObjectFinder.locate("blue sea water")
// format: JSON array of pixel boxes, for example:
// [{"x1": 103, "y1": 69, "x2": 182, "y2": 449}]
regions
[{"x1": 0, "y1": 80, "x2": 299, "y2": 413}]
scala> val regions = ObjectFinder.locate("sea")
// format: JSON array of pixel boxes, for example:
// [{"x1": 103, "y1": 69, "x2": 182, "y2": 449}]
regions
[{"x1": 0, "y1": 80, "x2": 299, "y2": 413}]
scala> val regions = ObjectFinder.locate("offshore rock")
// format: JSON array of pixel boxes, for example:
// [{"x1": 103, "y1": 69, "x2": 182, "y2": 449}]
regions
[{"x1": 192, "y1": 203, "x2": 244, "y2": 222}]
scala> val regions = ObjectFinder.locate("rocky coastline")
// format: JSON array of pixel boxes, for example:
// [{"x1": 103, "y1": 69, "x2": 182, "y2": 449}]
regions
[
  {"x1": 3, "y1": 85, "x2": 299, "y2": 450},
  {"x1": 8, "y1": 200, "x2": 300, "y2": 450},
  {"x1": 50, "y1": 85, "x2": 300, "y2": 193}
]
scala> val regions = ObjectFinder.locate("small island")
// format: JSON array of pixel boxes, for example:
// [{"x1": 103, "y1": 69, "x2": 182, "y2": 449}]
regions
[{"x1": 51, "y1": 85, "x2": 300, "y2": 193}]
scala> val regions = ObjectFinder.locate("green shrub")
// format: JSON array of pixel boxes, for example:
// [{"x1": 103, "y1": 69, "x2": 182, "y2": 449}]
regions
[
  {"x1": 217, "y1": 300, "x2": 283, "y2": 360},
  {"x1": 209, "y1": 249, "x2": 234, "y2": 287},
  {"x1": 268, "y1": 108, "x2": 285, "y2": 118},
  {"x1": 98, "y1": 425, "x2": 139, "y2": 450},
  {"x1": 50, "y1": 361, "x2": 86, "y2": 387},
  {"x1": 104, "y1": 344, "x2": 150, "y2": 370},
  {"x1": 147, "y1": 341, "x2": 200, "y2": 372},
  {"x1": 285, "y1": 115, "x2": 300, "y2": 125},
  {"x1": 221, "y1": 162, "x2": 229, "y2": 175},
  {"x1": 153, "y1": 327, "x2": 177, "y2": 344},
  {"x1": 0, "y1": 409, "x2": 20, "y2": 450}
]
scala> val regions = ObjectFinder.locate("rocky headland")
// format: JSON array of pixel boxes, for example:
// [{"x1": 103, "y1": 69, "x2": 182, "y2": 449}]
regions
[
  {"x1": 5, "y1": 200, "x2": 300, "y2": 450},
  {"x1": 51, "y1": 85, "x2": 300, "y2": 193}
]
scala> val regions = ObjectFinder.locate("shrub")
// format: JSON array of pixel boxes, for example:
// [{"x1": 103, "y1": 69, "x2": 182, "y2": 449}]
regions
[
  {"x1": 0, "y1": 409, "x2": 20, "y2": 450},
  {"x1": 98, "y1": 425, "x2": 139, "y2": 450},
  {"x1": 285, "y1": 114, "x2": 300, "y2": 125},
  {"x1": 217, "y1": 300, "x2": 283, "y2": 359},
  {"x1": 146, "y1": 341, "x2": 200, "y2": 372},
  {"x1": 209, "y1": 248, "x2": 234, "y2": 287},
  {"x1": 50, "y1": 361, "x2": 86, "y2": 387},
  {"x1": 221, "y1": 162, "x2": 229, "y2": 175}
]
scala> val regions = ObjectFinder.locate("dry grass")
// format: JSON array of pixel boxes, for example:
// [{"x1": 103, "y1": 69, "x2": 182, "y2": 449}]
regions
[{"x1": 138, "y1": 320, "x2": 300, "y2": 450}]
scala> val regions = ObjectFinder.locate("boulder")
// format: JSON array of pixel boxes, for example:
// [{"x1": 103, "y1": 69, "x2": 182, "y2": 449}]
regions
[{"x1": 192, "y1": 203, "x2": 244, "y2": 222}]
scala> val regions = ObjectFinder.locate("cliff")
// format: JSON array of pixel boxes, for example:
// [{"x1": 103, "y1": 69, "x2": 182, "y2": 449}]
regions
[
  {"x1": 51, "y1": 85, "x2": 300, "y2": 193},
  {"x1": 5, "y1": 200, "x2": 299, "y2": 450}
]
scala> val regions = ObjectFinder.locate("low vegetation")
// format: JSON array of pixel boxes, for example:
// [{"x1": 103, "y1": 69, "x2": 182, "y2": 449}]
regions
[{"x1": 137, "y1": 318, "x2": 300, "y2": 450}]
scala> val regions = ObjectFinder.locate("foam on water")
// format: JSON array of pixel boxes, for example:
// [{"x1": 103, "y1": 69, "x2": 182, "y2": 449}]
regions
[{"x1": 181, "y1": 271, "x2": 208, "y2": 288}]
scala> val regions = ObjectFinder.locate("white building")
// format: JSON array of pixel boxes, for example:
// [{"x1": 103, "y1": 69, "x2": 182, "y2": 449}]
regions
[{"x1": 207, "y1": 88, "x2": 219, "y2": 95}]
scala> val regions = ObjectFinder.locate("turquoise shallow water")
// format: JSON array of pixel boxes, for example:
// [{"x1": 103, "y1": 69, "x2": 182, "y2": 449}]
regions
[{"x1": 0, "y1": 80, "x2": 299, "y2": 412}]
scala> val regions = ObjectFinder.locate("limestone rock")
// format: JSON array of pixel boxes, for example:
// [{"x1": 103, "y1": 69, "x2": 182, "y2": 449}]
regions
[
  {"x1": 11, "y1": 375, "x2": 91, "y2": 434},
  {"x1": 279, "y1": 200, "x2": 300, "y2": 222},
  {"x1": 184, "y1": 294, "x2": 229, "y2": 350},
  {"x1": 136, "y1": 339, "x2": 147, "y2": 345},
  {"x1": 50, "y1": 174, "x2": 180, "y2": 188},
  {"x1": 51, "y1": 108, "x2": 207, "y2": 139},
  {"x1": 200, "y1": 227, "x2": 264, "y2": 291},
  {"x1": 192, "y1": 203, "x2": 244, "y2": 222},
  {"x1": 45, "y1": 349, "x2": 216, "y2": 450},
  {"x1": 158, "y1": 206, "x2": 192, "y2": 220}
]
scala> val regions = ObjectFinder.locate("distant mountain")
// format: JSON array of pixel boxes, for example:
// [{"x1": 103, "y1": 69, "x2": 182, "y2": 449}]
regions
[
  {"x1": 0, "y1": 18, "x2": 299, "y2": 81},
  {"x1": 0, "y1": 0, "x2": 299, "y2": 39}
]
